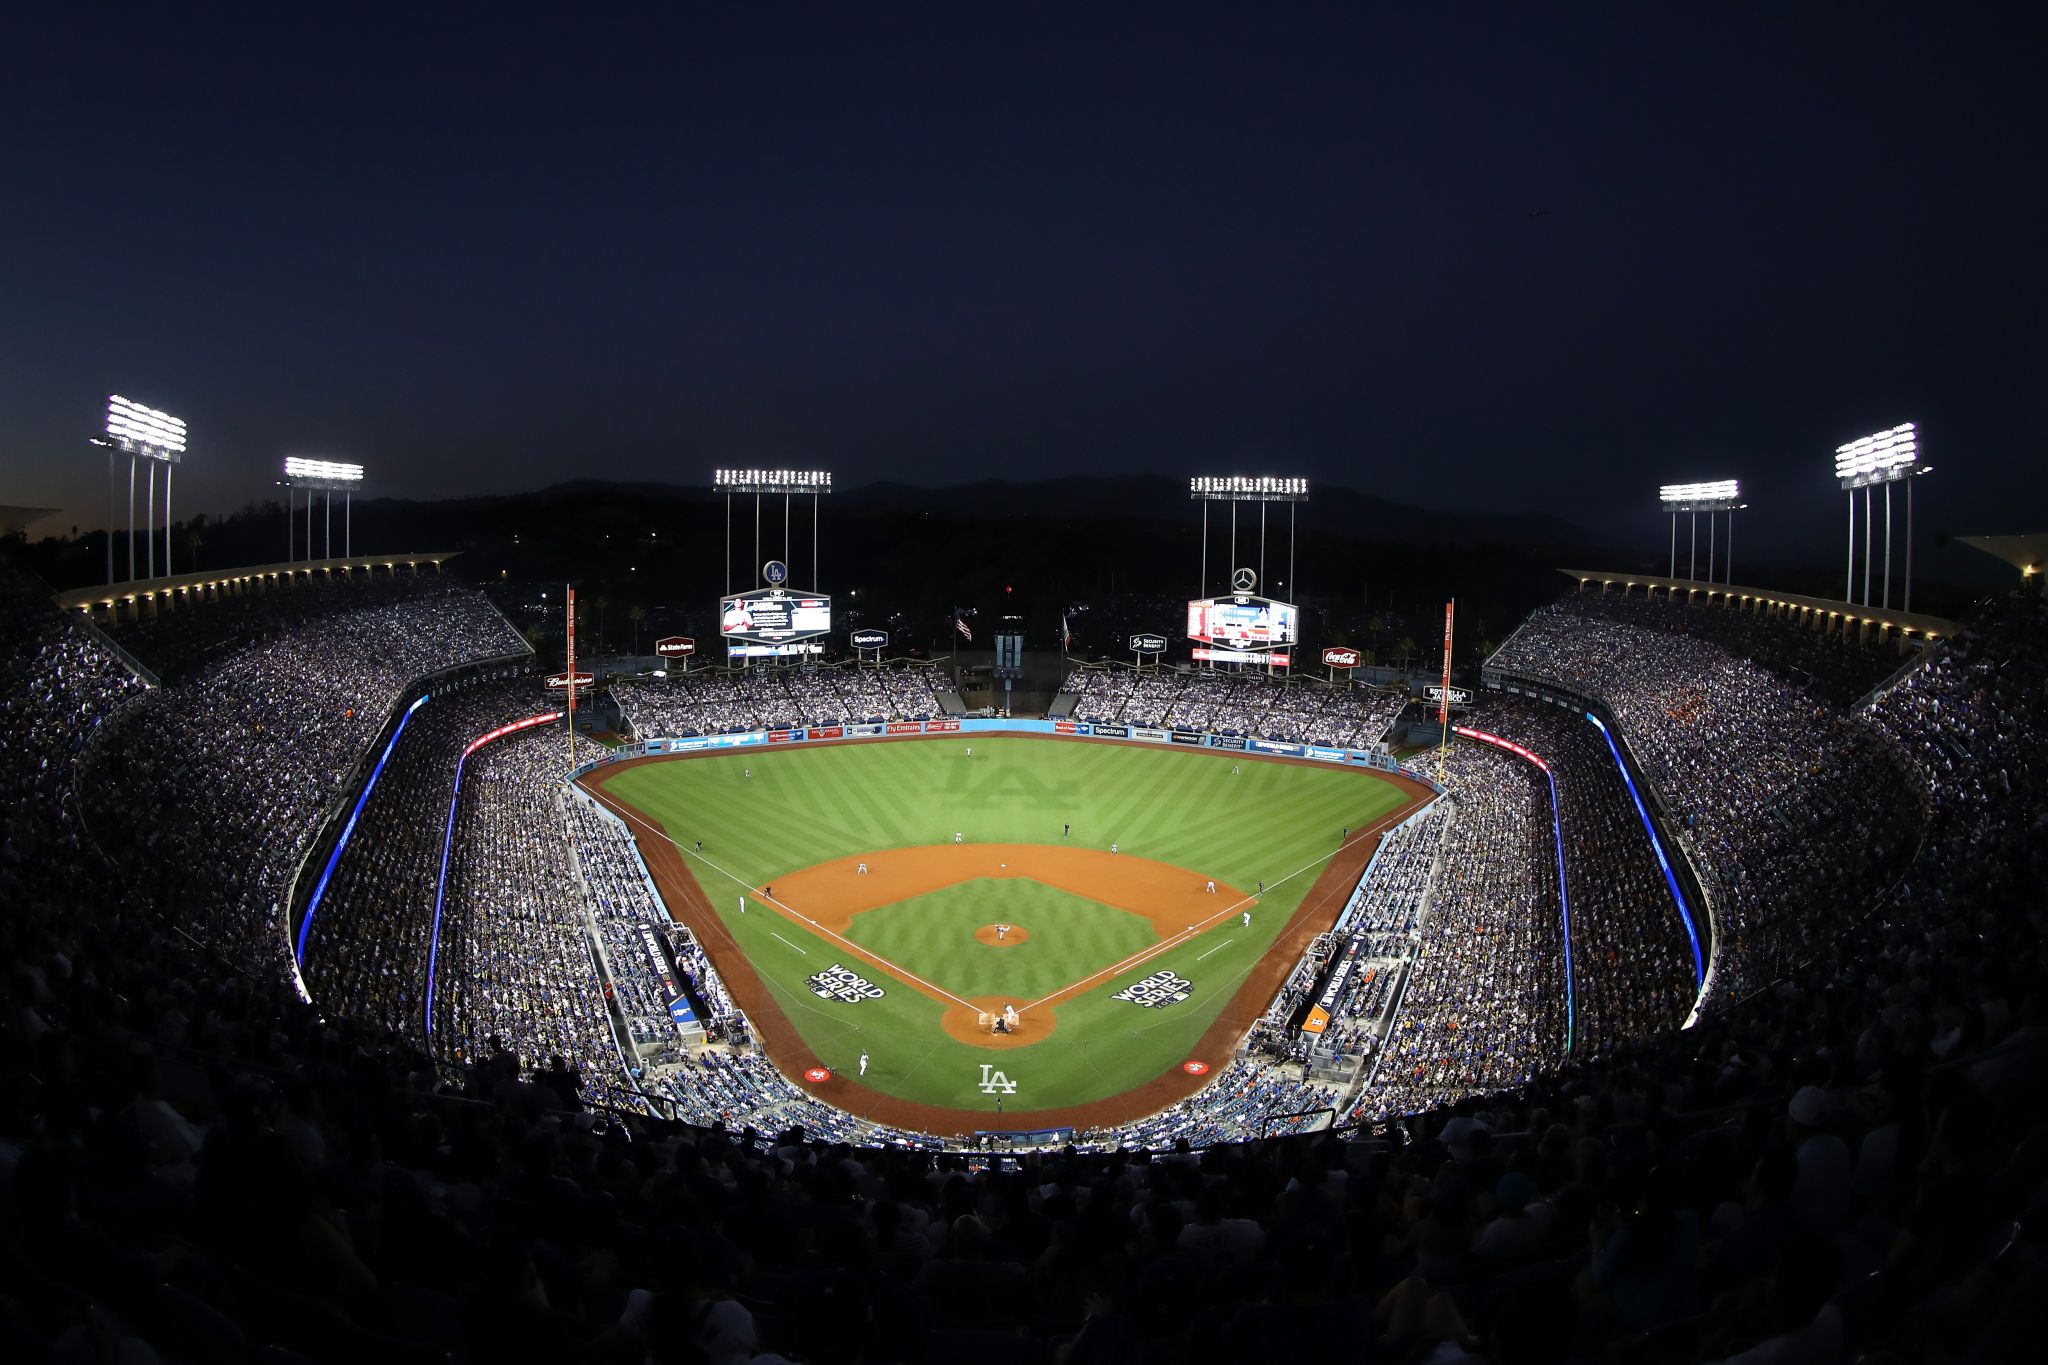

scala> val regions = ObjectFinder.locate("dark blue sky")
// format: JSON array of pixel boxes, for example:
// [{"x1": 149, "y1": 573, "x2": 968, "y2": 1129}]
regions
[{"x1": 2, "y1": 4, "x2": 2041, "y2": 566}]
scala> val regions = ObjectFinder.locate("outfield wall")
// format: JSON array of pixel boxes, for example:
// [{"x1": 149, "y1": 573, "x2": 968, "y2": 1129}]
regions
[{"x1": 574, "y1": 715, "x2": 1441, "y2": 789}]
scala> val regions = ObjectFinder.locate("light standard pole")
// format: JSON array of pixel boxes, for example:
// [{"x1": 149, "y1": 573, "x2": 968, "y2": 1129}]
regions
[
  {"x1": 1660, "y1": 481, "x2": 1740, "y2": 591},
  {"x1": 99, "y1": 395, "x2": 186, "y2": 586},
  {"x1": 1835, "y1": 423, "x2": 1919, "y2": 612}
]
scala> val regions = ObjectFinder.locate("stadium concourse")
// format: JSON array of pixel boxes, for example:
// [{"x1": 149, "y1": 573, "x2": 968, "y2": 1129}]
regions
[{"x1": 1, "y1": 554, "x2": 2044, "y2": 1364}]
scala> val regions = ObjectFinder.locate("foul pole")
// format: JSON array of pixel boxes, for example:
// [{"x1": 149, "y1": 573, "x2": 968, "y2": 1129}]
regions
[
  {"x1": 566, "y1": 585, "x2": 577, "y2": 769},
  {"x1": 1435, "y1": 599, "x2": 1455, "y2": 785}
]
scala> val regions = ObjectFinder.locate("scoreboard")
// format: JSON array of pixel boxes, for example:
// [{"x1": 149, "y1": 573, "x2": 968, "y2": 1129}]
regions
[
  {"x1": 719, "y1": 589, "x2": 833, "y2": 644},
  {"x1": 1187, "y1": 595, "x2": 1297, "y2": 650}
]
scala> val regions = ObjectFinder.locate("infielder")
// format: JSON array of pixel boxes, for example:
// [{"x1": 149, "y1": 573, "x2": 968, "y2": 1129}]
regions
[
  {"x1": 738, "y1": 895, "x2": 745, "y2": 915},
  {"x1": 1242, "y1": 910, "x2": 1252, "y2": 928},
  {"x1": 1205, "y1": 880, "x2": 1216, "y2": 894},
  {"x1": 856, "y1": 861, "x2": 869, "y2": 875},
  {"x1": 954, "y1": 831, "x2": 964, "y2": 844}
]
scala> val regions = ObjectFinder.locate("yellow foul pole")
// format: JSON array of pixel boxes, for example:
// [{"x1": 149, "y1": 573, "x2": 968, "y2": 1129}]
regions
[{"x1": 1435, "y1": 598, "x2": 1455, "y2": 784}]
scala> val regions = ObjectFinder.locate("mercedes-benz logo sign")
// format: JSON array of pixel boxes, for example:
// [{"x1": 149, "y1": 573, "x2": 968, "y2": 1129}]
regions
[
  {"x1": 1231, "y1": 566, "x2": 1257, "y2": 594},
  {"x1": 763, "y1": 560, "x2": 789, "y2": 586}
]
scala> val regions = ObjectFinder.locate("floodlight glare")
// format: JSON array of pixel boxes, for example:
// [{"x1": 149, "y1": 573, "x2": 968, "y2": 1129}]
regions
[
  {"x1": 282, "y1": 457, "x2": 365, "y2": 483},
  {"x1": 105, "y1": 394, "x2": 187, "y2": 459},
  {"x1": 1834, "y1": 423, "x2": 1917, "y2": 488},
  {"x1": 1188, "y1": 474, "x2": 1310, "y2": 501},
  {"x1": 713, "y1": 468, "x2": 834, "y2": 494},
  {"x1": 1659, "y1": 479, "x2": 1740, "y2": 507}
]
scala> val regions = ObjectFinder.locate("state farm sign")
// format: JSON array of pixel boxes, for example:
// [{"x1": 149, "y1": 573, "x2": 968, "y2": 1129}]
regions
[
  {"x1": 654, "y1": 637, "x2": 695, "y2": 657},
  {"x1": 1322, "y1": 647, "x2": 1362, "y2": 668}
]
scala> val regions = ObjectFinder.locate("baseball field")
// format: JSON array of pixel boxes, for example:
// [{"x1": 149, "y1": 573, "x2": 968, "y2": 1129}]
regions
[{"x1": 583, "y1": 734, "x2": 1430, "y2": 1136}]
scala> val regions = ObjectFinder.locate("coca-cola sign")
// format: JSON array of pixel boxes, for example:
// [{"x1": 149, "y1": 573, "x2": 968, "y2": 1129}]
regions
[
  {"x1": 1322, "y1": 647, "x2": 1361, "y2": 668},
  {"x1": 654, "y1": 636, "x2": 695, "y2": 657}
]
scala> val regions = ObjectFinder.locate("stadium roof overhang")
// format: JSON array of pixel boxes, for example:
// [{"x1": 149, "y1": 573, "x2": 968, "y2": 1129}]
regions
[
  {"x1": 52, "y1": 551, "x2": 463, "y2": 613},
  {"x1": 1556, "y1": 568, "x2": 1960, "y2": 640},
  {"x1": 0, "y1": 504, "x2": 61, "y2": 536},
  {"x1": 1955, "y1": 533, "x2": 2048, "y2": 582}
]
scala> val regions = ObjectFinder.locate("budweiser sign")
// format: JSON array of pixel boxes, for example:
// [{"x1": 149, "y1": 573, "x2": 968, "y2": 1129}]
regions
[
  {"x1": 545, "y1": 671, "x2": 595, "y2": 690},
  {"x1": 654, "y1": 636, "x2": 695, "y2": 657},
  {"x1": 1322, "y1": 647, "x2": 1361, "y2": 668}
]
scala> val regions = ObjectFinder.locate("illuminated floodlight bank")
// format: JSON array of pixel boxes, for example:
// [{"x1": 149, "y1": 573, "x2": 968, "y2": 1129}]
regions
[
  {"x1": 1834, "y1": 423, "x2": 1917, "y2": 488},
  {"x1": 282, "y1": 456, "x2": 365, "y2": 485},
  {"x1": 1189, "y1": 474, "x2": 1309, "y2": 501},
  {"x1": 714, "y1": 468, "x2": 834, "y2": 494},
  {"x1": 1658, "y1": 479, "x2": 1740, "y2": 509},
  {"x1": 106, "y1": 394, "x2": 186, "y2": 459}
]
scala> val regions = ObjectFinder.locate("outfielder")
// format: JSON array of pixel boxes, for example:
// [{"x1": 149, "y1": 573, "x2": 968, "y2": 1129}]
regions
[{"x1": 858, "y1": 1051, "x2": 869, "y2": 1076}]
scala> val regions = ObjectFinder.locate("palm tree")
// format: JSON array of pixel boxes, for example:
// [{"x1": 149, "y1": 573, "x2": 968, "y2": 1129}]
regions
[
  {"x1": 629, "y1": 604, "x2": 646, "y2": 655},
  {"x1": 1394, "y1": 636, "x2": 1419, "y2": 670}
]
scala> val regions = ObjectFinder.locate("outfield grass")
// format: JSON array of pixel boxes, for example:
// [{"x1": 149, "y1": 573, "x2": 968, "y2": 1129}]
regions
[{"x1": 600, "y1": 736, "x2": 1410, "y2": 1119}]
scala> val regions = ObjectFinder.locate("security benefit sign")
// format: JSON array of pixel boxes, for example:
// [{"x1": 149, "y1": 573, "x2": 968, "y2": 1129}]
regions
[
  {"x1": 807, "y1": 963, "x2": 886, "y2": 1003},
  {"x1": 1111, "y1": 969, "x2": 1194, "y2": 1009}
]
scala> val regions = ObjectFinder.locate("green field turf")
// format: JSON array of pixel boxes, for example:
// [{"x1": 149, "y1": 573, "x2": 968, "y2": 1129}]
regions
[
  {"x1": 849, "y1": 879, "x2": 1156, "y2": 1002},
  {"x1": 599, "y1": 735, "x2": 1411, "y2": 1122}
]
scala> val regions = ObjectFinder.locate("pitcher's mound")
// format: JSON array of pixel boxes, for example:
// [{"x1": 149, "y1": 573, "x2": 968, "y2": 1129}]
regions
[{"x1": 975, "y1": 923, "x2": 1029, "y2": 947}]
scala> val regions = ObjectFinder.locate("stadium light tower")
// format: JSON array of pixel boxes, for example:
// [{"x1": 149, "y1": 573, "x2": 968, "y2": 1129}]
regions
[
  {"x1": 1834, "y1": 423, "x2": 1921, "y2": 609},
  {"x1": 1658, "y1": 480, "x2": 1742, "y2": 584},
  {"x1": 1189, "y1": 475, "x2": 1310, "y2": 602},
  {"x1": 711, "y1": 469, "x2": 833, "y2": 597},
  {"x1": 90, "y1": 394, "x2": 187, "y2": 585},
  {"x1": 281, "y1": 458, "x2": 366, "y2": 561}
]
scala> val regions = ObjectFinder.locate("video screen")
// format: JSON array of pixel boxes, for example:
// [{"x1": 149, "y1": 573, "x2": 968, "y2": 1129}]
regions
[
  {"x1": 1187, "y1": 596, "x2": 1296, "y2": 648},
  {"x1": 720, "y1": 591, "x2": 832, "y2": 642}
]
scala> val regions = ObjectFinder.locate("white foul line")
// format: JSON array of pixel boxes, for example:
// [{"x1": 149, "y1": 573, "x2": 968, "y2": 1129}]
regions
[
  {"x1": 769, "y1": 932, "x2": 809, "y2": 956},
  {"x1": 1195, "y1": 938, "x2": 1235, "y2": 962}
]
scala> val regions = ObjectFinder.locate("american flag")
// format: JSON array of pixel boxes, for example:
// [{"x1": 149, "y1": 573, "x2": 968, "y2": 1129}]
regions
[
  {"x1": 1061, "y1": 611, "x2": 1071, "y2": 651},
  {"x1": 954, "y1": 609, "x2": 973, "y2": 642}
]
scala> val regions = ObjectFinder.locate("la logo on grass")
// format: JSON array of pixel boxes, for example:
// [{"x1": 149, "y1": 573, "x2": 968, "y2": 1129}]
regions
[{"x1": 977, "y1": 1064, "x2": 1018, "y2": 1095}]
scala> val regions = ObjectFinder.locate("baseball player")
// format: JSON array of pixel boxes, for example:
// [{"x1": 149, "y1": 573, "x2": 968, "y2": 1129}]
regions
[
  {"x1": 858, "y1": 1051, "x2": 869, "y2": 1076},
  {"x1": 738, "y1": 895, "x2": 746, "y2": 915},
  {"x1": 1242, "y1": 910, "x2": 1252, "y2": 928},
  {"x1": 1062, "y1": 822, "x2": 1070, "y2": 838},
  {"x1": 965, "y1": 746, "x2": 973, "y2": 758},
  {"x1": 996, "y1": 923, "x2": 1009, "y2": 941},
  {"x1": 857, "y1": 861, "x2": 869, "y2": 875},
  {"x1": 954, "y1": 831, "x2": 963, "y2": 844},
  {"x1": 1232, "y1": 763, "x2": 1240, "y2": 776},
  {"x1": 1205, "y1": 880, "x2": 1216, "y2": 894},
  {"x1": 744, "y1": 768, "x2": 751, "y2": 780},
  {"x1": 1110, "y1": 842, "x2": 1119, "y2": 854}
]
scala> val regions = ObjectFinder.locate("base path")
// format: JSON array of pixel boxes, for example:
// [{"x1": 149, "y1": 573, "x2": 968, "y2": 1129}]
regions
[{"x1": 581, "y1": 737, "x2": 1436, "y2": 1138}]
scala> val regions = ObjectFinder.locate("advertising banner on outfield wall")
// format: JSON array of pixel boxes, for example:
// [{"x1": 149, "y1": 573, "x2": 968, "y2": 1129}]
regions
[
  {"x1": 1212, "y1": 735, "x2": 1246, "y2": 750},
  {"x1": 1130, "y1": 726, "x2": 1171, "y2": 742},
  {"x1": 811, "y1": 725, "x2": 843, "y2": 739},
  {"x1": 848, "y1": 723, "x2": 884, "y2": 737},
  {"x1": 1171, "y1": 730, "x2": 1203, "y2": 745},
  {"x1": 886, "y1": 722, "x2": 921, "y2": 735},
  {"x1": 1054, "y1": 720, "x2": 1083, "y2": 735},
  {"x1": 1306, "y1": 745, "x2": 1345, "y2": 762},
  {"x1": 1248, "y1": 738, "x2": 1304, "y2": 757},
  {"x1": 1092, "y1": 723, "x2": 1131, "y2": 738},
  {"x1": 926, "y1": 719, "x2": 960, "y2": 732}
]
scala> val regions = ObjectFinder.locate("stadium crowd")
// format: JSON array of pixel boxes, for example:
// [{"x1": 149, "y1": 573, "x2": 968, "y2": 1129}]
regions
[
  {"x1": 3, "y1": 550, "x2": 2046, "y2": 1363},
  {"x1": 1061, "y1": 664, "x2": 1407, "y2": 749},
  {"x1": 612, "y1": 662, "x2": 944, "y2": 738},
  {"x1": 1490, "y1": 595, "x2": 1929, "y2": 1007}
]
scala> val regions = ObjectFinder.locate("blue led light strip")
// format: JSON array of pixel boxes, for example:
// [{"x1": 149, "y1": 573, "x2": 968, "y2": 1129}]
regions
[
  {"x1": 297, "y1": 693, "x2": 429, "y2": 966},
  {"x1": 424, "y1": 748, "x2": 467, "y2": 1038},
  {"x1": 1585, "y1": 712, "x2": 1705, "y2": 986},
  {"x1": 1545, "y1": 767, "x2": 1575, "y2": 1055}
]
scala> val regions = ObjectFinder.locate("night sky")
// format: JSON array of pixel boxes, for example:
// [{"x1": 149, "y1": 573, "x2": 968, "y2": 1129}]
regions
[{"x1": 3, "y1": 5, "x2": 2041, "y2": 567}]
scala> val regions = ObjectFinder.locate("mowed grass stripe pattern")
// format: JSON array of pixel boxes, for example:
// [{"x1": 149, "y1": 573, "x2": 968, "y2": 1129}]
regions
[
  {"x1": 850, "y1": 880, "x2": 1157, "y2": 1002},
  {"x1": 601, "y1": 737, "x2": 1409, "y2": 1115}
]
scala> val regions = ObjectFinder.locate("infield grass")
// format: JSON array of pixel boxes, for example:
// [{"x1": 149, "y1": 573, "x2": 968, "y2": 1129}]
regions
[{"x1": 598, "y1": 736, "x2": 1411, "y2": 1119}]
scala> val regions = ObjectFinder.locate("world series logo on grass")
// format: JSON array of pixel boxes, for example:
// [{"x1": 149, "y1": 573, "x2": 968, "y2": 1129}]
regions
[
  {"x1": 807, "y1": 963, "x2": 886, "y2": 1003},
  {"x1": 1112, "y1": 969, "x2": 1194, "y2": 1008}
]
